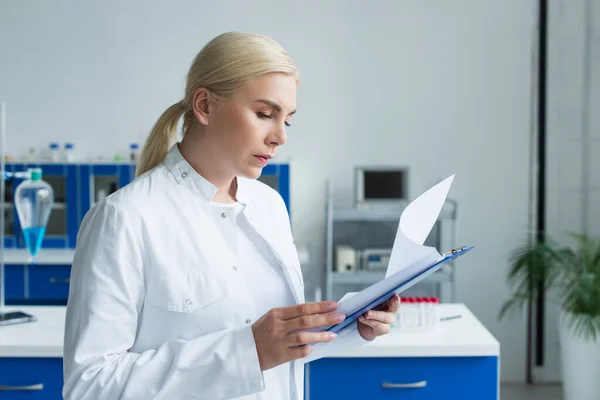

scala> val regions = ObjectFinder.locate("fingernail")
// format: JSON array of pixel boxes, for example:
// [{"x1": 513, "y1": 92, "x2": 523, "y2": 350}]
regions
[
  {"x1": 328, "y1": 302, "x2": 337, "y2": 310},
  {"x1": 366, "y1": 311, "x2": 371, "y2": 318},
  {"x1": 334, "y1": 314, "x2": 345, "y2": 322},
  {"x1": 359, "y1": 315, "x2": 366, "y2": 322},
  {"x1": 328, "y1": 332, "x2": 337, "y2": 340}
]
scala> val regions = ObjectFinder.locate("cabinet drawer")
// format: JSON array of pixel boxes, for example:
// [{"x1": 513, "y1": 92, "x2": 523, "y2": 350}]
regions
[
  {"x1": 28, "y1": 265, "x2": 71, "y2": 300},
  {"x1": 307, "y1": 356, "x2": 498, "y2": 400},
  {"x1": 0, "y1": 357, "x2": 63, "y2": 399},
  {"x1": 4, "y1": 265, "x2": 25, "y2": 300}
]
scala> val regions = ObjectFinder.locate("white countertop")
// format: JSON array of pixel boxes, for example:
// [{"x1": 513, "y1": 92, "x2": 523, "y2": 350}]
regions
[
  {"x1": 0, "y1": 306, "x2": 65, "y2": 357},
  {"x1": 0, "y1": 304, "x2": 499, "y2": 359},
  {"x1": 2, "y1": 249, "x2": 75, "y2": 265},
  {"x1": 332, "y1": 304, "x2": 500, "y2": 358}
]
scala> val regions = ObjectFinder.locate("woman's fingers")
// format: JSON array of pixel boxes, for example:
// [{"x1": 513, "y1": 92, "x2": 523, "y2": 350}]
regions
[
  {"x1": 362, "y1": 310, "x2": 396, "y2": 325},
  {"x1": 285, "y1": 331, "x2": 338, "y2": 347},
  {"x1": 358, "y1": 316, "x2": 391, "y2": 335},
  {"x1": 277, "y1": 301, "x2": 338, "y2": 320},
  {"x1": 285, "y1": 312, "x2": 345, "y2": 333}
]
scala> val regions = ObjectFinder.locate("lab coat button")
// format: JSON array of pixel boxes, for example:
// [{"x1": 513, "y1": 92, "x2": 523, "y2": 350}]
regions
[
  {"x1": 233, "y1": 265, "x2": 238, "y2": 271},
  {"x1": 185, "y1": 299, "x2": 192, "y2": 306},
  {"x1": 181, "y1": 172, "x2": 188, "y2": 179},
  {"x1": 245, "y1": 318, "x2": 251, "y2": 324},
  {"x1": 221, "y1": 211, "x2": 227, "y2": 218}
]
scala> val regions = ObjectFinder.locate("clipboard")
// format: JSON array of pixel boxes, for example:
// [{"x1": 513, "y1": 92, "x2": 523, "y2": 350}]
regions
[{"x1": 320, "y1": 245, "x2": 474, "y2": 334}]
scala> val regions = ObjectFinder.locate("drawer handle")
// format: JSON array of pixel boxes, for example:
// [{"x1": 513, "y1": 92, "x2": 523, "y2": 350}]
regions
[
  {"x1": 0, "y1": 383, "x2": 44, "y2": 391},
  {"x1": 49, "y1": 277, "x2": 70, "y2": 284},
  {"x1": 381, "y1": 381, "x2": 427, "y2": 389}
]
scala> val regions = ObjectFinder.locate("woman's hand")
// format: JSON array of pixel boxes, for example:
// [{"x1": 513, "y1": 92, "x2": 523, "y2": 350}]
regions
[
  {"x1": 357, "y1": 294, "x2": 400, "y2": 341},
  {"x1": 251, "y1": 301, "x2": 345, "y2": 371}
]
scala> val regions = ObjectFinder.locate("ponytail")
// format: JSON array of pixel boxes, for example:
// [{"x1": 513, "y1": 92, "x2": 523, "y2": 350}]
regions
[{"x1": 136, "y1": 102, "x2": 185, "y2": 177}]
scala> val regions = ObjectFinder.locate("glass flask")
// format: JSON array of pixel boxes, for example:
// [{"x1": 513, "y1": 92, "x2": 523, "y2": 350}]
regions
[{"x1": 15, "y1": 168, "x2": 54, "y2": 261}]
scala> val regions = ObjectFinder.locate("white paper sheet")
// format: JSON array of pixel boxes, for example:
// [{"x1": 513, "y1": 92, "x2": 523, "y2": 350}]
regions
[
  {"x1": 335, "y1": 174, "x2": 455, "y2": 314},
  {"x1": 384, "y1": 175, "x2": 454, "y2": 278}
]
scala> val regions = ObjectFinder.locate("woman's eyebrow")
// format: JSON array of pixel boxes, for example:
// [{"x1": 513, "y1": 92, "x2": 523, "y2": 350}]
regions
[{"x1": 254, "y1": 99, "x2": 296, "y2": 115}]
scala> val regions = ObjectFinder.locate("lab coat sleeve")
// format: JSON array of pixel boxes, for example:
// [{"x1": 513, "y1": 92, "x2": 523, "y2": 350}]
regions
[{"x1": 62, "y1": 201, "x2": 264, "y2": 400}]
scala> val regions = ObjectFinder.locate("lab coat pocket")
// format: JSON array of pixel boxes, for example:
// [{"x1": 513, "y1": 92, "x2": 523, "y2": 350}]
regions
[{"x1": 147, "y1": 270, "x2": 229, "y2": 313}]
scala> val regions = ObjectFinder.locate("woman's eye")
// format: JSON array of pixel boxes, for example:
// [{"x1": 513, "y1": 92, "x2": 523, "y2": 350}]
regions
[
  {"x1": 257, "y1": 111, "x2": 291, "y2": 127},
  {"x1": 257, "y1": 112, "x2": 272, "y2": 119}
]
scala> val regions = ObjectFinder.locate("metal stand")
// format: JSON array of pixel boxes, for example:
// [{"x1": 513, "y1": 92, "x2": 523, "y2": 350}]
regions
[{"x1": 0, "y1": 102, "x2": 36, "y2": 326}]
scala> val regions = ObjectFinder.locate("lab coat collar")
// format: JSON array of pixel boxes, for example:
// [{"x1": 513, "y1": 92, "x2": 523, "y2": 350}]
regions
[{"x1": 163, "y1": 143, "x2": 249, "y2": 206}]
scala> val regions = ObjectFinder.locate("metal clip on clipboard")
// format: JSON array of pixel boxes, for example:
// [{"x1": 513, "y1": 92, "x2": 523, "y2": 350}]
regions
[{"x1": 443, "y1": 246, "x2": 469, "y2": 257}]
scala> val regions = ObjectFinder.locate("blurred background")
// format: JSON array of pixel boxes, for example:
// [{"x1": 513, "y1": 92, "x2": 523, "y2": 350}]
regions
[{"x1": 1, "y1": 1, "x2": 599, "y2": 399}]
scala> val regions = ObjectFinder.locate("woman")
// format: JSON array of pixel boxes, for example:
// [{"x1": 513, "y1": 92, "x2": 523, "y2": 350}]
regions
[{"x1": 62, "y1": 31, "x2": 399, "y2": 400}]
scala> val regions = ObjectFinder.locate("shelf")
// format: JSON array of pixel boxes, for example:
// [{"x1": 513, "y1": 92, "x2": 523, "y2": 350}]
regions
[
  {"x1": 1, "y1": 249, "x2": 75, "y2": 265},
  {"x1": 331, "y1": 268, "x2": 452, "y2": 285},
  {"x1": 332, "y1": 201, "x2": 456, "y2": 222},
  {"x1": 1, "y1": 203, "x2": 64, "y2": 209}
]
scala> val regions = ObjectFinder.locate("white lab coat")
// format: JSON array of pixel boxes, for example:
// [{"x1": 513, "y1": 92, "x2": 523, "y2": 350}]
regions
[{"x1": 62, "y1": 144, "x2": 368, "y2": 400}]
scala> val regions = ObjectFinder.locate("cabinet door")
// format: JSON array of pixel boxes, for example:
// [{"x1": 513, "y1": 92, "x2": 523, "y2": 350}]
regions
[
  {"x1": 306, "y1": 356, "x2": 498, "y2": 400},
  {"x1": 37, "y1": 164, "x2": 74, "y2": 249},
  {"x1": 257, "y1": 163, "x2": 290, "y2": 216},
  {"x1": 3, "y1": 265, "x2": 25, "y2": 303},
  {"x1": 78, "y1": 164, "x2": 135, "y2": 222},
  {"x1": 27, "y1": 265, "x2": 71, "y2": 302},
  {"x1": 0, "y1": 357, "x2": 63, "y2": 399}
]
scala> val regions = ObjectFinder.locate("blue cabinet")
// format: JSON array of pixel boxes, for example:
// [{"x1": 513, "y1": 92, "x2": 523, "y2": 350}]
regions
[
  {"x1": 0, "y1": 358, "x2": 63, "y2": 399},
  {"x1": 3, "y1": 161, "x2": 290, "y2": 251},
  {"x1": 306, "y1": 356, "x2": 498, "y2": 400},
  {"x1": 3, "y1": 265, "x2": 71, "y2": 306},
  {"x1": 2, "y1": 162, "x2": 290, "y2": 306},
  {"x1": 28, "y1": 265, "x2": 72, "y2": 301},
  {"x1": 257, "y1": 163, "x2": 291, "y2": 215},
  {"x1": 78, "y1": 164, "x2": 136, "y2": 222},
  {"x1": 4, "y1": 265, "x2": 25, "y2": 301},
  {"x1": 3, "y1": 162, "x2": 129, "y2": 250}
]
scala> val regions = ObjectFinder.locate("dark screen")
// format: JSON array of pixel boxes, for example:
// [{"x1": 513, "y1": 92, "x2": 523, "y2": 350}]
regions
[{"x1": 364, "y1": 171, "x2": 405, "y2": 199}]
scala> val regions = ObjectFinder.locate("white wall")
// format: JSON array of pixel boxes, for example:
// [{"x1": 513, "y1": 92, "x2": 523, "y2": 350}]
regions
[{"x1": 0, "y1": 0, "x2": 536, "y2": 382}]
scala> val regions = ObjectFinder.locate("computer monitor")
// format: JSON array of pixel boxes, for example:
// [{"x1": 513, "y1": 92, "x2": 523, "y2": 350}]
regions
[{"x1": 354, "y1": 166, "x2": 408, "y2": 207}]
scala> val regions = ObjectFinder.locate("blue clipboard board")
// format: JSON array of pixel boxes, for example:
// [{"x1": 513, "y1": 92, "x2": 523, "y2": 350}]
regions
[{"x1": 326, "y1": 245, "x2": 474, "y2": 334}]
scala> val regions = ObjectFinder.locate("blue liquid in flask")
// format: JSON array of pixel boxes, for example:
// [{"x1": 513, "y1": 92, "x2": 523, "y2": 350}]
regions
[{"x1": 23, "y1": 226, "x2": 46, "y2": 257}]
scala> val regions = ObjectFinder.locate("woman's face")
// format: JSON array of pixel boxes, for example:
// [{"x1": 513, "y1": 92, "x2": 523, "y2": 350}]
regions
[{"x1": 202, "y1": 72, "x2": 297, "y2": 180}]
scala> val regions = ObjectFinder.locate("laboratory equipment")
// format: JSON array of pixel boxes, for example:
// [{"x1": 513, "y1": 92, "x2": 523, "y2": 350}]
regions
[
  {"x1": 64, "y1": 143, "x2": 75, "y2": 162},
  {"x1": 361, "y1": 248, "x2": 392, "y2": 270},
  {"x1": 49, "y1": 142, "x2": 60, "y2": 161},
  {"x1": 130, "y1": 143, "x2": 140, "y2": 162},
  {"x1": 354, "y1": 165, "x2": 409, "y2": 208},
  {"x1": 394, "y1": 297, "x2": 440, "y2": 333},
  {"x1": 14, "y1": 168, "x2": 54, "y2": 261},
  {"x1": 335, "y1": 245, "x2": 357, "y2": 272}
]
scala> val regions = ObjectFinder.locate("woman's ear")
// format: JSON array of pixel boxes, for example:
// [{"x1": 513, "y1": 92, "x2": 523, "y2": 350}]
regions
[{"x1": 192, "y1": 88, "x2": 215, "y2": 126}]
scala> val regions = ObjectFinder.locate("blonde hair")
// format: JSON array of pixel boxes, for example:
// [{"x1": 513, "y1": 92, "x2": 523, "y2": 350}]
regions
[{"x1": 136, "y1": 31, "x2": 299, "y2": 177}]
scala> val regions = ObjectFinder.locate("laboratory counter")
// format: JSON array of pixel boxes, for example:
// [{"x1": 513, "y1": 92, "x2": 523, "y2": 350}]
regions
[{"x1": 0, "y1": 304, "x2": 500, "y2": 399}]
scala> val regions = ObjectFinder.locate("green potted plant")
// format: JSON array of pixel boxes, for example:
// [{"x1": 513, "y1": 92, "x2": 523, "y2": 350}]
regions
[{"x1": 499, "y1": 232, "x2": 600, "y2": 400}]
